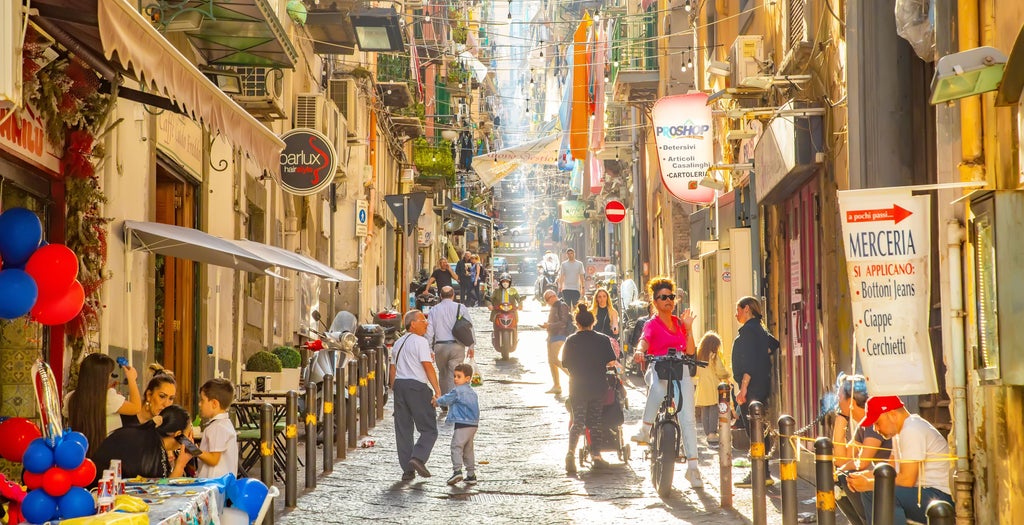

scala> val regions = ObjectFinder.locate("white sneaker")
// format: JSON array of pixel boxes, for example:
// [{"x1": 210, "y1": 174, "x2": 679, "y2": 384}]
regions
[
  {"x1": 685, "y1": 468, "x2": 704, "y2": 488},
  {"x1": 630, "y1": 429, "x2": 650, "y2": 443}
]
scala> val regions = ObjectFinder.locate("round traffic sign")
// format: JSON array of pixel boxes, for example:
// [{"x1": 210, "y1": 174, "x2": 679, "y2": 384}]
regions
[{"x1": 605, "y1": 200, "x2": 626, "y2": 223}]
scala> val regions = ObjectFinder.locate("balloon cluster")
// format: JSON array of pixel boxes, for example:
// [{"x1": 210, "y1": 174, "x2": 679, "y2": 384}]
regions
[
  {"x1": 20, "y1": 431, "x2": 97, "y2": 523},
  {"x1": 0, "y1": 207, "x2": 85, "y2": 324}
]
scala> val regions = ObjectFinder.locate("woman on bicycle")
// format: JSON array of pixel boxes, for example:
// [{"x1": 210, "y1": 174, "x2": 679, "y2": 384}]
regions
[
  {"x1": 561, "y1": 303, "x2": 618, "y2": 474},
  {"x1": 631, "y1": 277, "x2": 701, "y2": 487},
  {"x1": 589, "y1": 288, "x2": 620, "y2": 340}
]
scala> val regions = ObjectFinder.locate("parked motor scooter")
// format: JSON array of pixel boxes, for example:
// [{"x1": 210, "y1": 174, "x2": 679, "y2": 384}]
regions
[
  {"x1": 301, "y1": 310, "x2": 359, "y2": 441},
  {"x1": 492, "y1": 301, "x2": 518, "y2": 360},
  {"x1": 534, "y1": 253, "x2": 560, "y2": 302}
]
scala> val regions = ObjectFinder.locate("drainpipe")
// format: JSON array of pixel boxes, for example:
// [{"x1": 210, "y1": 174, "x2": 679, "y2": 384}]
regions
[
  {"x1": 957, "y1": 0, "x2": 984, "y2": 183},
  {"x1": 946, "y1": 220, "x2": 973, "y2": 525}
]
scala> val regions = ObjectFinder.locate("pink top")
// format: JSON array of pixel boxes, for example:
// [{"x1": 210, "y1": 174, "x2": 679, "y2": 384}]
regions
[{"x1": 642, "y1": 315, "x2": 689, "y2": 357}]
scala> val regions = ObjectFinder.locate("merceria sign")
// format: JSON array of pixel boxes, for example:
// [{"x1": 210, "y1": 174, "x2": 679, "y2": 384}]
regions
[
  {"x1": 651, "y1": 93, "x2": 715, "y2": 204},
  {"x1": 279, "y1": 128, "x2": 337, "y2": 196}
]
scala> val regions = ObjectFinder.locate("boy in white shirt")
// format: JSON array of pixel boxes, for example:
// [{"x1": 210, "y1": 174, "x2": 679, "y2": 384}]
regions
[{"x1": 195, "y1": 378, "x2": 239, "y2": 478}]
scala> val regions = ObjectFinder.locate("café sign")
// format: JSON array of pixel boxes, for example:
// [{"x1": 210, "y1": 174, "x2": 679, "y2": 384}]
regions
[
  {"x1": 0, "y1": 104, "x2": 61, "y2": 174},
  {"x1": 279, "y1": 128, "x2": 337, "y2": 196}
]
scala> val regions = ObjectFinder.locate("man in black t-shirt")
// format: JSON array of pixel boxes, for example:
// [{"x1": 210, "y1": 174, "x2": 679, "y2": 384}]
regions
[{"x1": 427, "y1": 257, "x2": 459, "y2": 290}]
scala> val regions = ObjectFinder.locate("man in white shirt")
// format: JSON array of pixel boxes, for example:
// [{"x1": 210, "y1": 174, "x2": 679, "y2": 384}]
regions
[
  {"x1": 389, "y1": 310, "x2": 443, "y2": 481},
  {"x1": 557, "y1": 248, "x2": 586, "y2": 307},
  {"x1": 847, "y1": 395, "x2": 954, "y2": 524},
  {"x1": 426, "y1": 286, "x2": 475, "y2": 400}
]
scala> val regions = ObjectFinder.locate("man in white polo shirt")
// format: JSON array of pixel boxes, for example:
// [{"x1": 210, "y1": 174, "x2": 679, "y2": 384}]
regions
[
  {"x1": 389, "y1": 310, "x2": 442, "y2": 481},
  {"x1": 557, "y1": 248, "x2": 585, "y2": 307},
  {"x1": 846, "y1": 395, "x2": 953, "y2": 524}
]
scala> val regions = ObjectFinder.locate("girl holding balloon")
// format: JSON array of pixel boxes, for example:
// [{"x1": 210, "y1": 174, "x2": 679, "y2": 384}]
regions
[{"x1": 65, "y1": 353, "x2": 142, "y2": 459}]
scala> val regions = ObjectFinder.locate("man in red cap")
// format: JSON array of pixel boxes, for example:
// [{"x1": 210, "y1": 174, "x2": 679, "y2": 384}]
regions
[{"x1": 846, "y1": 395, "x2": 953, "y2": 524}]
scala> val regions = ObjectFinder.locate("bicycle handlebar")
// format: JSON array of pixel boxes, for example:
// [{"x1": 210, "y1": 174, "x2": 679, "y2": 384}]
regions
[{"x1": 644, "y1": 349, "x2": 708, "y2": 368}]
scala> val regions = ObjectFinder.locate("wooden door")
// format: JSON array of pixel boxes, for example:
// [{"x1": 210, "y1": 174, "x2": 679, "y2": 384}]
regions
[{"x1": 155, "y1": 174, "x2": 196, "y2": 410}]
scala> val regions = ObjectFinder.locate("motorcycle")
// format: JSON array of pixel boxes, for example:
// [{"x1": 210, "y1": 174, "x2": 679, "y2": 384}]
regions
[
  {"x1": 416, "y1": 289, "x2": 440, "y2": 313},
  {"x1": 301, "y1": 310, "x2": 359, "y2": 440},
  {"x1": 492, "y1": 301, "x2": 519, "y2": 360},
  {"x1": 534, "y1": 253, "x2": 560, "y2": 302},
  {"x1": 370, "y1": 307, "x2": 401, "y2": 346}
]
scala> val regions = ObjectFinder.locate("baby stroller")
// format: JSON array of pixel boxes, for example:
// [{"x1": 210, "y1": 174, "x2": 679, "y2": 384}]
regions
[{"x1": 571, "y1": 366, "x2": 631, "y2": 468}]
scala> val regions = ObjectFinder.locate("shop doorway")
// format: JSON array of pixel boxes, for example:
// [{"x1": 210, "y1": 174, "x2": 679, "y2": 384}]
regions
[{"x1": 154, "y1": 168, "x2": 197, "y2": 410}]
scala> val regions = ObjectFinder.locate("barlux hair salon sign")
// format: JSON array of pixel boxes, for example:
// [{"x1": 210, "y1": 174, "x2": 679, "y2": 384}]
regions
[
  {"x1": 652, "y1": 93, "x2": 715, "y2": 204},
  {"x1": 838, "y1": 188, "x2": 937, "y2": 396},
  {"x1": 279, "y1": 128, "x2": 337, "y2": 196}
]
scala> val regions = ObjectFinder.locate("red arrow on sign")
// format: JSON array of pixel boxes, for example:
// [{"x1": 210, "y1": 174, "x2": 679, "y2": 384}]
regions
[
  {"x1": 845, "y1": 204, "x2": 913, "y2": 224},
  {"x1": 605, "y1": 200, "x2": 626, "y2": 223}
]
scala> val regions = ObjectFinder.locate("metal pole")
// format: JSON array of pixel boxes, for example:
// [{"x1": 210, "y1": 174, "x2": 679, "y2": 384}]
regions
[
  {"x1": 749, "y1": 401, "x2": 766, "y2": 525},
  {"x1": 873, "y1": 463, "x2": 896, "y2": 525},
  {"x1": 814, "y1": 437, "x2": 836, "y2": 525},
  {"x1": 335, "y1": 364, "x2": 346, "y2": 460},
  {"x1": 779, "y1": 415, "x2": 797, "y2": 525},
  {"x1": 376, "y1": 346, "x2": 387, "y2": 419},
  {"x1": 359, "y1": 353, "x2": 369, "y2": 437},
  {"x1": 285, "y1": 391, "x2": 297, "y2": 509},
  {"x1": 304, "y1": 384, "x2": 318, "y2": 489},
  {"x1": 926, "y1": 500, "x2": 955, "y2": 525},
  {"x1": 260, "y1": 403, "x2": 275, "y2": 487},
  {"x1": 322, "y1": 374, "x2": 334, "y2": 473},
  {"x1": 347, "y1": 363, "x2": 358, "y2": 448},
  {"x1": 717, "y1": 382, "x2": 733, "y2": 509},
  {"x1": 366, "y1": 349, "x2": 377, "y2": 428}
]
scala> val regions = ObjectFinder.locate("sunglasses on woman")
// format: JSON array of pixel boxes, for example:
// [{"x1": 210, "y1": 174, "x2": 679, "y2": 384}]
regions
[{"x1": 655, "y1": 294, "x2": 676, "y2": 301}]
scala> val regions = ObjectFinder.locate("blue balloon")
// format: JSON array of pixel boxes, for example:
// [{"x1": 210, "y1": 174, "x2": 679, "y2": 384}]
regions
[
  {"x1": 61, "y1": 431, "x2": 89, "y2": 456},
  {"x1": 58, "y1": 487, "x2": 96, "y2": 519},
  {"x1": 54, "y1": 438, "x2": 86, "y2": 470},
  {"x1": 226, "y1": 477, "x2": 269, "y2": 523},
  {"x1": 0, "y1": 208, "x2": 42, "y2": 267},
  {"x1": 22, "y1": 438, "x2": 54, "y2": 474},
  {"x1": 0, "y1": 269, "x2": 37, "y2": 319},
  {"x1": 21, "y1": 489, "x2": 57, "y2": 524}
]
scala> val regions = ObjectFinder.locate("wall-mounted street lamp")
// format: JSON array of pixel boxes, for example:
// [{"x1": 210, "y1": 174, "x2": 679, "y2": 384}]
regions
[
  {"x1": 350, "y1": 8, "x2": 404, "y2": 52},
  {"x1": 930, "y1": 46, "x2": 1007, "y2": 105},
  {"x1": 201, "y1": 69, "x2": 243, "y2": 94}
]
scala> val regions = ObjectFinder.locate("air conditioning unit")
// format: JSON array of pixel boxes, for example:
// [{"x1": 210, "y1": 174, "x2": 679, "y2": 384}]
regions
[
  {"x1": 327, "y1": 78, "x2": 358, "y2": 123},
  {"x1": 0, "y1": 1, "x2": 24, "y2": 110},
  {"x1": 730, "y1": 35, "x2": 765, "y2": 88},
  {"x1": 295, "y1": 93, "x2": 347, "y2": 173},
  {"x1": 234, "y1": 67, "x2": 287, "y2": 120}
]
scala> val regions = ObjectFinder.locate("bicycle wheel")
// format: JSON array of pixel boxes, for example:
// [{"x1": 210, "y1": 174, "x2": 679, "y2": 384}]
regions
[{"x1": 651, "y1": 423, "x2": 677, "y2": 497}]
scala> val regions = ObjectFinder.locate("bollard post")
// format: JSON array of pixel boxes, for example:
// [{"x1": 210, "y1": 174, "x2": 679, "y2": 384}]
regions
[
  {"x1": 260, "y1": 402, "x2": 275, "y2": 487},
  {"x1": 335, "y1": 363, "x2": 346, "y2": 460},
  {"x1": 285, "y1": 391, "x2": 298, "y2": 509},
  {"x1": 376, "y1": 346, "x2": 387, "y2": 419},
  {"x1": 926, "y1": 500, "x2": 955, "y2": 525},
  {"x1": 322, "y1": 374, "x2": 334, "y2": 473},
  {"x1": 779, "y1": 416, "x2": 797, "y2": 525},
  {"x1": 359, "y1": 353, "x2": 369, "y2": 437},
  {"x1": 717, "y1": 382, "x2": 733, "y2": 509},
  {"x1": 304, "y1": 383, "x2": 318, "y2": 489},
  {"x1": 347, "y1": 362, "x2": 358, "y2": 448},
  {"x1": 873, "y1": 463, "x2": 896, "y2": 525},
  {"x1": 749, "y1": 401, "x2": 767, "y2": 525},
  {"x1": 814, "y1": 437, "x2": 836, "y2": 525},
  {"x1": 366, "y1": 349, "x2": 377, "y2": 428}
]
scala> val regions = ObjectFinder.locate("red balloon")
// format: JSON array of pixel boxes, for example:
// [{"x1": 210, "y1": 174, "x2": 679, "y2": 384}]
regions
[
  {"x1": 24, "y1": 244, "x2": 78, "y2": 299},
  {"x1": 30, "y1": 280, "x2": 85, "y2": 326},
  {"x1": 23, "y1": 470, "x2": 44, "y2": 490},
  {"x1": 42, "y1": 467, "x2": 72, "y2": 497},
  {"x1": 0, "y1": 417, "x2": 43, "y2": 462},
  {"x1": 69, "y1": 458, "x2": 96, "y2": 487}
]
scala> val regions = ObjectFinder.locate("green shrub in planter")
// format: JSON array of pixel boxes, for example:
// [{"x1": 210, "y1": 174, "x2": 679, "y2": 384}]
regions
[
  {"x1": 271, "y1": 346, "x2": 302, "y2": 369},
  {"x1": 245, "y1": 351, "x2": 282, "y2": 373}
]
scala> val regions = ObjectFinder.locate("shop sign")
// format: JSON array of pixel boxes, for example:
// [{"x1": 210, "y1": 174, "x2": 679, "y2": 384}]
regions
[
  {"x1": 652, "y1": 93, "x2": 714, "y2": 204},
  {"x1": 838, "y1": 188, "x2": 937, "y2": 396},
  {"x1": 157, "y1": 112, "x2": 203, "y2": 181},
  {"x1": 0, "y1": 105, "x2": 61, "y2": 174},
  {"x1": 279, "y1": 128, "x2": 337, "y2": 196},
  {"x1": 559, "y1": 200, "x2": 586, "y2": 224}
]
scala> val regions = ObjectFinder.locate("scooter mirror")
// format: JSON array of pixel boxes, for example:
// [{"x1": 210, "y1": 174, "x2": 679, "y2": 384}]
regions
[{"x1": 312, "y1": 310, "x2": 322, "y2": 322}]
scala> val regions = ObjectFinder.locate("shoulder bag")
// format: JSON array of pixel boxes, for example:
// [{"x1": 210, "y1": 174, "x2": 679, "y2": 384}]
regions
[{"x1": 452, "y1": 304, "x2": 476, "y2": 347}]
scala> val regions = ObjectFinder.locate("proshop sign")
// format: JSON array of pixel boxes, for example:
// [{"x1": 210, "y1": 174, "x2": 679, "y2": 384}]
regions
[{"x1": 652, "y1": 93, "x2": 715, "y2": 204}]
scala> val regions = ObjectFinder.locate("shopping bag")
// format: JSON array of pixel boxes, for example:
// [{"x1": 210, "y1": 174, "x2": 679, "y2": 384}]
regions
[{"x1": 467, "y1": 357, "x2": 483, "y2": 387}]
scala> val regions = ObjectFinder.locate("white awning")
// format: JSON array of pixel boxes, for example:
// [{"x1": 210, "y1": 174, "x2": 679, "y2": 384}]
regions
[
  {"x1": 97, "y1": 0, "x2": 284, "y2": 178},
  {"x1": 471, "y1": 134, "x2": 562, "y2": 187},
  {"x1": 123, "y1": 220, "x2": 277, "y2": 275},
  {"x1": 232, "y1": 240, "x2": 357, "y2": 282}
]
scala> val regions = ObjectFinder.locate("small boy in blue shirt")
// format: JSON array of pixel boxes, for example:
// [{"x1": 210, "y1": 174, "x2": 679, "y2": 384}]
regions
[{"x1": 436, "y1": 363, "x2": 480, "y2": 485}]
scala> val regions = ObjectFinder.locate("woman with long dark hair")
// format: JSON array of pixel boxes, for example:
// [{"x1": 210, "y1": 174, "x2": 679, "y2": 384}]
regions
[
  {"x1": 123, "y1": 364, "x2": 177, "y2": 427},
  {"x1": 561, "y1": 303, "x2": 617, "y2": 474},
  {"x1": 66, "y1": 353, "x2": 141, "y2": 459},
  {"x1": 93, "y1": 405, "x2": 194, "y2": 483}
]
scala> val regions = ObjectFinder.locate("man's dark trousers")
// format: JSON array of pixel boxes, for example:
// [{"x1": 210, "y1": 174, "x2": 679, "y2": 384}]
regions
[{"x1": 393, "y1": 379, "x2": 438, "y2": 473}]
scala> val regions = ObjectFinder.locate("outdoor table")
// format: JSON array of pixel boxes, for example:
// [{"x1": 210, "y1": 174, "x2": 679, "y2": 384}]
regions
[{"x1": 123, "y1": 479, "x2": 224, "y2": 524}]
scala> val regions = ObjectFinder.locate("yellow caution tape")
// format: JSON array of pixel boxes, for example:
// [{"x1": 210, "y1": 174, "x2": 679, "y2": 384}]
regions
[{"x1": 368, "y1": 371, "x2": 376, "y2": 380}]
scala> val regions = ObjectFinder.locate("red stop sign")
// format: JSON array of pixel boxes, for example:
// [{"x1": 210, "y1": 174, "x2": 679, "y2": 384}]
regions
[{"x1": 605, "y1": 200, "x2": 626, "y2": 223}]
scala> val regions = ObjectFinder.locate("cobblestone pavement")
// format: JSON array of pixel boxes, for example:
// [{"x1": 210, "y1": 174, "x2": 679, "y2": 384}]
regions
[{"x1": 278, "y1": 300, "x2": 837, "y2": 524}]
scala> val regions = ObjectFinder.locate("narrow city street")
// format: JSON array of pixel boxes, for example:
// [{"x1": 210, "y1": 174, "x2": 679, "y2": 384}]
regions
[{"x1": 280, "y1": 300, "x2": 828, "y2": 524}]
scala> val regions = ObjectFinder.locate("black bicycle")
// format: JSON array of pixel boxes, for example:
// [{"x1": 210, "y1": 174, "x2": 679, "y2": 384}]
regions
[{"x1": 644, "y1": 348, "x2": 707, "y2": 497}]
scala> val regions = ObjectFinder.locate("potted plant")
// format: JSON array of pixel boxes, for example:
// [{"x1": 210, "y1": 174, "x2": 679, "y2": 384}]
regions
[
  {"x1": 271, "y1": 346, "x2": 302, "y2": 391},
  {"x1": 241, "y1": 351, "x2": 283, "y2": 393}
]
